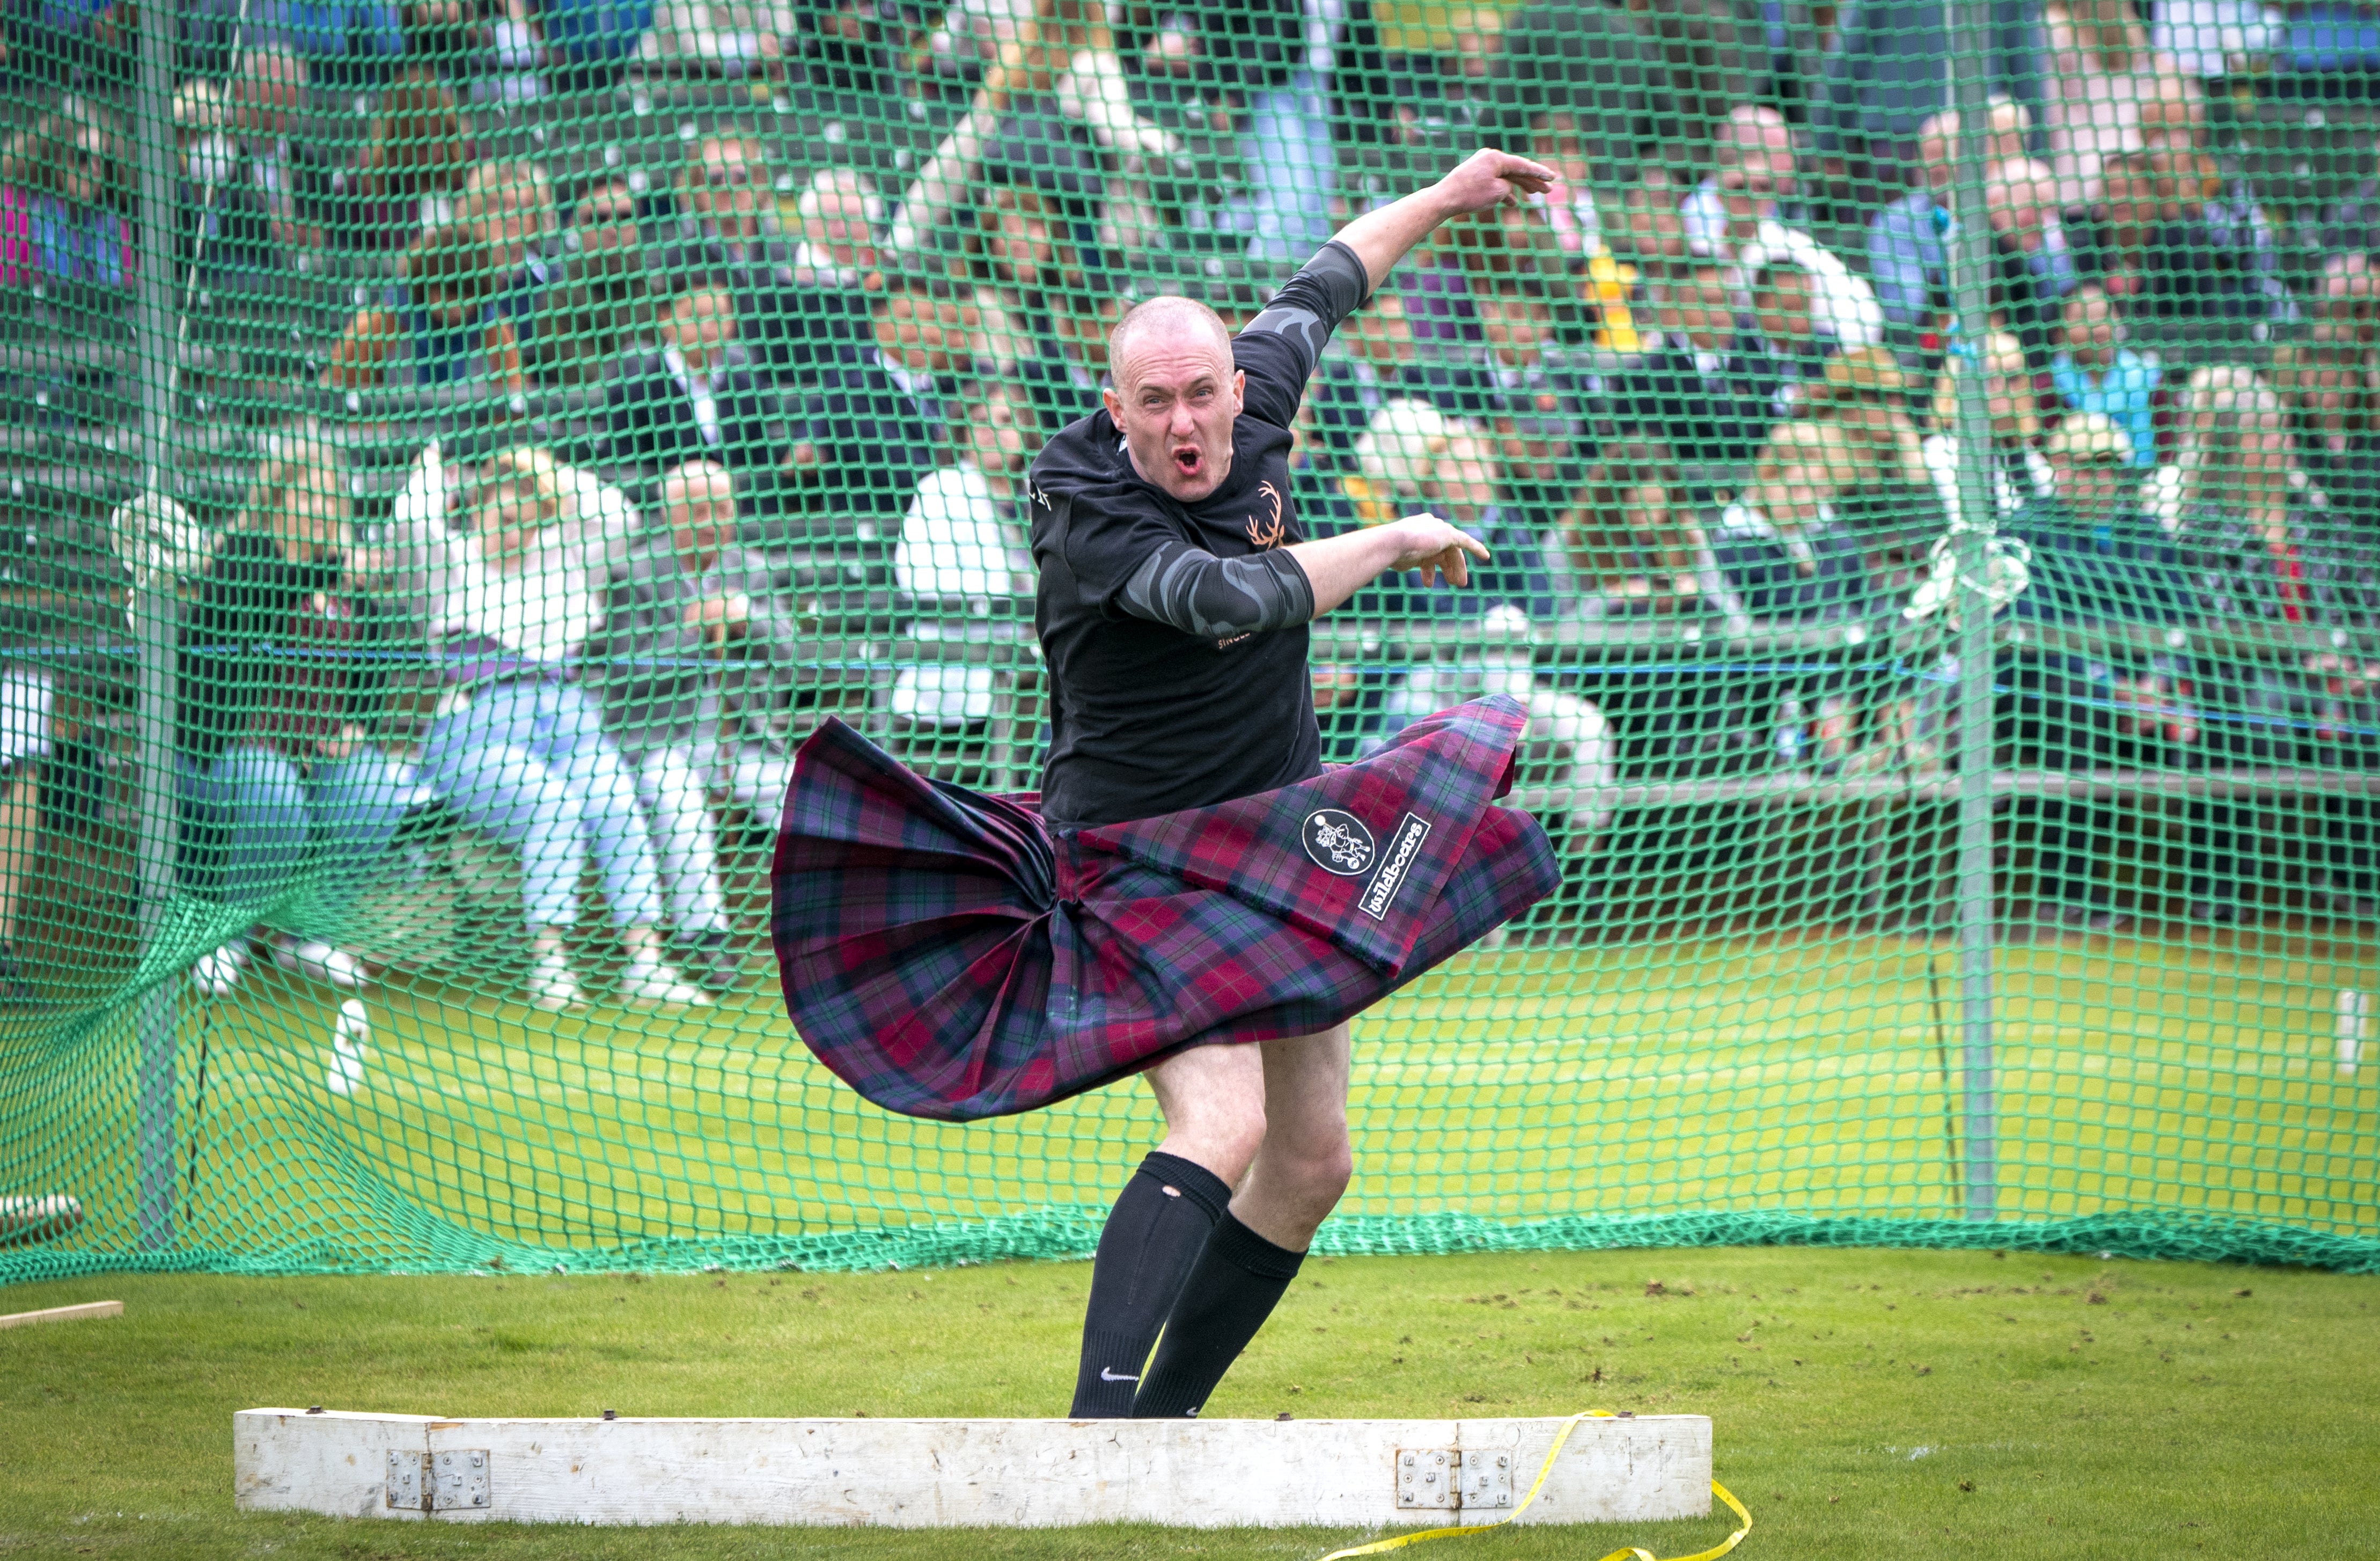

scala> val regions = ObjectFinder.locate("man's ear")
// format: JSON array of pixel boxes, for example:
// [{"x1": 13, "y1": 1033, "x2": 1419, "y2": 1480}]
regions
[
  {"x1": 1232, "y1": 368, "x2": 1246, "y2": 411},
  {"x1": 1101, "y1": 384, "x2": 1123, "y2": 424}
]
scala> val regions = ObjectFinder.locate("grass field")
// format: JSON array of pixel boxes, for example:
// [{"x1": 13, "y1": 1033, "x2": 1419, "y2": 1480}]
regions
[
  {"x1": 6, "y1": 931, "x2": 2377, "y2": 1274},
  {"x1": 3, "y1": 1245, "x2": 2375, "y2": 1559}
]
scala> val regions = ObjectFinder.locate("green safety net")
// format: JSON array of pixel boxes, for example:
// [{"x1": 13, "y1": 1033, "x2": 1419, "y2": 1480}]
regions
[{"x1": 2, "y1": 0, "x2": 2377, "y2": 1287}]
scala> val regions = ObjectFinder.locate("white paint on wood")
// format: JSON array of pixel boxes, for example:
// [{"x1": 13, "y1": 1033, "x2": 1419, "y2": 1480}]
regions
[
  {"x1": 0, "y1": 1299, "x2": 122, "y2": 1330},
  {"x1": 234, "y1": 1409, "x2": 1712, "y2": 1529},
  {"x1": 0, "y1": 1194, "x2": 82, "y2": 1239}
]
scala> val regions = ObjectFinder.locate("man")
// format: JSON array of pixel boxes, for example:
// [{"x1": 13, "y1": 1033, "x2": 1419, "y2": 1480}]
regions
[
  {"x1": 1812, "y1": 0, "x2": 2044, "y2": 193},
  {"x1": 1682, "y1": 104, "x2": 1884, "y2": 357},
  {"x1": 587, "y1": 460, "x2": 797, "y2": 988},
  {"x1": 1985, "y1": 157, "x2": 2083, "y2": 369},
  {"x1": 604, "y1": 274, "x2": 773, "y2": 511},
  {"x1": 1031, "y1": 146, "x2": 1552, "y2": 1420},
  {"x1": 785, "y1": 270, "x2": 974, "y2": 533},
  {"x1": 1869, "y1": 99, "x2": 2035, "y2": 342},
  {"x1": 1606, "y1": 262, "x2": 1784, "y2": 470}
]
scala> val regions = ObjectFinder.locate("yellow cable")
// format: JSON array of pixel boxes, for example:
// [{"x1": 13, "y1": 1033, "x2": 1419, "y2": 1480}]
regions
[{"x1": 1312, "y1": 1411, "x2": 1752, "y2": 1561}]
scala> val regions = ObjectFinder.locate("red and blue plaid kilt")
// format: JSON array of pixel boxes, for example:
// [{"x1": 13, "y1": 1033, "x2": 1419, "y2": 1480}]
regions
[{"x1": 771, "y1": 696, "x2": 1558, "y2": 1122}]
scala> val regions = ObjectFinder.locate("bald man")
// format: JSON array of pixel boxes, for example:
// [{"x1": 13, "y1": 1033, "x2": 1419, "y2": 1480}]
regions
[{"x1": 1028, "y1": 148, "x2": 1555, "y2": 1420}]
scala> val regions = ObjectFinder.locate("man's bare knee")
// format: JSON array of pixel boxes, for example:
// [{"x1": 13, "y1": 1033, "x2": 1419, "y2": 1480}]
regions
[{"x1": 1145, "y1": 1044, "x2": 1266, "y2": 1184}]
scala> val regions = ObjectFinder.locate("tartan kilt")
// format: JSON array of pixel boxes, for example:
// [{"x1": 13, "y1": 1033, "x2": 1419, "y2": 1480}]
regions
[{"x1": 772, "y1": 695, "x2": 1559, "y2": 1122}]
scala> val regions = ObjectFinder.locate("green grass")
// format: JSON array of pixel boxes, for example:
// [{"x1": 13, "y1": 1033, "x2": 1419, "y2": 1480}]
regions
[
  {"x1": 9, "y1": 932, "x2": 2378, "y2": 1277},
  {"x1": 2, "y1": 1246, "x2": 2374, "y2": 1558}
]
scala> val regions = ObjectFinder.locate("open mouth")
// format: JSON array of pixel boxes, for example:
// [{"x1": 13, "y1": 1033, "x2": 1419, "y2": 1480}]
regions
[{"x1": 1172, "y1": 446, "x2": 1203, "y2": 477}]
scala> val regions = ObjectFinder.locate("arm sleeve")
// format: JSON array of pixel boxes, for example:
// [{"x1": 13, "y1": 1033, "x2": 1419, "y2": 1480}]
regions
[
  {"x1": 1235, "y1": 238, "x2": 1372, "y2": 426},
  {"x1": 1118, "y1": 539, "x2": 1316, "y2": 638}
]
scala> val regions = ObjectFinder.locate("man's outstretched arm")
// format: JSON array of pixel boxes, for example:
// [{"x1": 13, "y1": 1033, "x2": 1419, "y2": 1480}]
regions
[{"x1": 1330, "y1": 148, "x2": 1558, "y2": 293}]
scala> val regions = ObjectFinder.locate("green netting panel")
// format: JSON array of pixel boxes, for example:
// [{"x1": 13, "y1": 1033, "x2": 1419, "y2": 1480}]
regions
[{"x1": 2, "y1": 0, "x2": 2377, "y2": 1285}]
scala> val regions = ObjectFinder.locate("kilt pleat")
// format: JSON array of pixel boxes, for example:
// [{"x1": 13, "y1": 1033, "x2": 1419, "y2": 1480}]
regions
[{"x1": 773, "y1": 695, "x2": 1558, "y2": 1121}]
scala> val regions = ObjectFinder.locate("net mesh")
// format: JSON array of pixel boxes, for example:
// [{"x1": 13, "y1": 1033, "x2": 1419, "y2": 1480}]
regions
[{"x1": 3, "y1": 0, "x2": 2378, "y2": 1285}]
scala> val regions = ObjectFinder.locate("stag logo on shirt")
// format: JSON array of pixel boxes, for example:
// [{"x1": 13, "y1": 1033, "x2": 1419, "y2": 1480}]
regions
[
  {"x1": 1244, "y1": 481, "x2": 1286, "y2": 550},
  {"x1": 1302, "y1": 808, "x2": 1376, "y2": 877}
]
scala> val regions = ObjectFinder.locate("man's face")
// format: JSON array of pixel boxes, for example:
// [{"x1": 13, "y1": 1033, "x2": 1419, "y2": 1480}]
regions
[
  {"x1": 1672, "y1": 273, "x2": 1736, "y2": 352},
  {"x1": 474, "y1": 187, "x2": 538, "y2": 274},
  {"x1": 810, "y1": 188, "x2": 875, "y2": 273},
  {"x1": 666, "y1": 470, "x2": 736, "y2": 564},
  {"x1": 1753, "y1": 270, "x2": 1813, "y2": 349},
  {"x1": 235, "y1": 56, "x2": 304, "y2": 136},
  {"x1": 574, "y1": 181, "x2": 639, "y2": 256},
  {"x1": 1990, "y1": 178, "x2": 2051, "y2": 254},
  {"x1": 2138, "y1": 95, "x2": 2201, "y2": 154},
  {"x1": 968, "y1": 387, "x2": 1030, "y2": 474},
  {"x1": 664, "y1": 288, "x2": 736, "y2": 370},
  {"x1": 987, "y1": 204, "x2": 1053, "y2": 291},
  {"x1": 1479, "y1": 292, "x2": 1546, "y2": 365},
  {"x1": 1493, "y1": 409, "x2": 1570, "y2": 487},
  {"x1": 1720, "y1": 113, "x2": 1794, "y2": 201},
  {"x1": 2062, "y1": 294, "x2": 2117, "y2": 372},
  {"x1": 2051, "y1": 449, "x2": 2131, "y2": 516},
  {"x1": 1104, "y1": 316, "x2": 1244, "y2": 503},
  {"x1": 693, "y1": 138, "x2": 762, "y2": 242}
]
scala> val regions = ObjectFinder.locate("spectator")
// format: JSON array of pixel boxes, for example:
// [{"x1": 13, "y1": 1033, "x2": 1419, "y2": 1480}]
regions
[
  {"x1": 585, "y1": 459, "x2": 794, "y2": 991},
  {"x1": 2002, "y1": 411, "x2": 2188, "y2": 933},
  {"x1": 890, "y1": 379, "x2": 1038, "y2": 771},
  {"x1": 386, "y1": 442, "x2": 710, "y2": 1011},
  {"x1": 1310, "y1": 287, "x2": 1432, "y2": 465},
  {"x1": 529, "y1": 172, "x2": 659, "y2": 387},
  {"x1": 966, "y1": 182, "x2": 1083, "y2": 377},
  {"x1": 458, "y1": 156, "x2": 555, "y2": 332},
  {"x1": 1924, "y1": 328, "x2": 2055, "y2": 525},
  {"x1": 1417, "y1": 277, "x2": 1579, "y2": 421},
  {"x1": 1746, "y1": 259, "x2": 1838, "y2": 413},
  {"x1": 2039, "y1": 0, "x2": 2188, "y2": 209},
  {"x1": 177, "y1": 46, "x2": 329, "y2": 273},
  {"x1": 1711, "y1": 417, "x2": 1874, "y2": 624},
  {"x1": 1239, "y1": 0, "x2": 1367, "y2": 264},
  {"x1": 1352, "y1": 408, "x2": 1614, "y2": 845},
  {"x1": 640, "y1": 0, "x2": 791, "y2": 78},
  {"x1": 320, "y1": 224, "x2": 526, "y2": 392},
  {"x1": 1557, "y1": 437, "x2": 1713, "y2": 614},
  {"x1": 0, "y1": 657, "x2": 46, "y2": 1005},
  {"x1": 1683, "y1": 105, "x2": 1884, "y2": 356},
  {"x1": 2171, "y1": 370, "x2": 2380, "y2": 923},
  {"x1": 2049, "y1": 285, "x2": 2158, "y2": 470},
  {"x1": 1606, "y1": 262, "x2": 1783, "y2": 469},
  {"x1": 604, "y1": 270, "x2": 771, "y2": 508},
  {"x1": 177, "y1": 456, "x2": 409, "y2": 1024},
  {"x1": 1022, "y1": 281, "x2": 1122, "y2": 432},
  {"x1": 2272, "y1": 318, "x2": 2380, "y2": 522},
  {"x1": 326, "y1": 65, "x2": 474, "y2": 252},
  {"x1": 670, "y1": 134, "x2": 788, "y2": 267},
  {"x1": 2152, "y1": 0, "x2": 2279, "y2": 83},
  {"x1": 1985, "y1": 157, "x2": 2082, "y2": 366},
  {"x1": 787, "y1": 268, "x2": 974, "y2": 532},
  {"x1": 1, "y1": 94, "x2": 130, "y2": 289},
  {"x1": 1868, "y1": 99, "x2": 2034, "y2": 341},
  {"x1": 1813, "y1": 0, "x2": 2045, "y2": 197},
  {"x1": 1530, "y1": 109, "x2": 1647, "y2": 352}
]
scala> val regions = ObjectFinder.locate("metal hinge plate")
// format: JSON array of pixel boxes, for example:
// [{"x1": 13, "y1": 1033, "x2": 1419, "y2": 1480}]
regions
[
  {"x1": 1395, "y1": 1447, "x2": 1514, "y2": 1513},
  {"x1": 386, "y1": 1449, "x2": 490, "y2": 1512}
]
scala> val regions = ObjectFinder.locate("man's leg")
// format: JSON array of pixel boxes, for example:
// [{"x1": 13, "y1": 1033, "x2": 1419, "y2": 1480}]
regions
[
  {"x1": 1132, "y1": 1022, "x2": 1354, "y2": 1419},
  {"x1": 1069, "y1": 1042, "x2": 1265, "y2": 1417}
]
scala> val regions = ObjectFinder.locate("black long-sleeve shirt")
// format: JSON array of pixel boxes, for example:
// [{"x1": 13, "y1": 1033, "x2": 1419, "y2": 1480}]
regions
[{"x1": 1030, "y1": 239, "x2": 1369, "y2": 827}]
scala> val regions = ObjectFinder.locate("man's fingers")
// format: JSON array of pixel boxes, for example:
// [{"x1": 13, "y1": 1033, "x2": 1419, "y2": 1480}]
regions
[{"x1": 1442, "y1": 547, "x2": 1472, "y2": 588}]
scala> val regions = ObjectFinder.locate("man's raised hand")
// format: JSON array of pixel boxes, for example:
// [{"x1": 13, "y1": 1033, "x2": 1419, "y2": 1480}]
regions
[
  {"x1": 1386, "y1": 513, "x2": 1490, "y2": 590},
  {"x1": 1433, "y1": 149, "x2": 1558, "y2": 219}
]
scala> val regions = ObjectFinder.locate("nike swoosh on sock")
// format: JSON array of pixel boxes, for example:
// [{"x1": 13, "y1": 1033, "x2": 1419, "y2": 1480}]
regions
[{"x1": 1100, "y1": 1368, "x2": 1139, "y2": 1382}]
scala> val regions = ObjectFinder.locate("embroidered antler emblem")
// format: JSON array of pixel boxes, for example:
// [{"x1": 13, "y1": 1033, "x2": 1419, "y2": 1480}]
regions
[{"x1": 1244, "y1": 481, "x2": 1286, "y2": 550}]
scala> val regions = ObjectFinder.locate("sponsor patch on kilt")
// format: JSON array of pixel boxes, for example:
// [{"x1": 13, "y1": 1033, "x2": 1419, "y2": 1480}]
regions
[
  {"x1": 1358, "y1": 812, "x2": 1432, "y2": 921},
  {"x1": 1302, "y1": 808, "x2": 1376, "y2": 875}
]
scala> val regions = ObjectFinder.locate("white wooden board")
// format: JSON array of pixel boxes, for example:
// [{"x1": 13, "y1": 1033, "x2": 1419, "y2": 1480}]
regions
[
  {"x1": 234, "y1": 1408, "x2": 1711, "y2": 1529},
  {"x1": 0, "y1": 1299, "x2": 121, "y2": 1330}
]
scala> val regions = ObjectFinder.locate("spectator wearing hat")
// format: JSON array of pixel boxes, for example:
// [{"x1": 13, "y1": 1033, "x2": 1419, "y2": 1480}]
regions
[{"x1": 604, "y1": 269, "x2": 773, "y2": 513}]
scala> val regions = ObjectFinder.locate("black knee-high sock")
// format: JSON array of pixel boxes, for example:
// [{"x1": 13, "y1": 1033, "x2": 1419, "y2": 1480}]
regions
[
  {"x1": 1130, "y1": 1211, "x2": 1304, "y2": 1419},
  {"x1": 1068, "y1": 1151, "x2": 1233, "y2": 1417}
]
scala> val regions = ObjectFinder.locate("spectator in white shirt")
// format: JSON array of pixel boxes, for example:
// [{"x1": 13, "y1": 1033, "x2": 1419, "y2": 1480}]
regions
[{"x1": 1683, "y1": 104, "x2": 1884, "y2": 353}]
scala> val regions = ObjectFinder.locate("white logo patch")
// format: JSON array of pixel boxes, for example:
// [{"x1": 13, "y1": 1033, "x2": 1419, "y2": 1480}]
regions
[
  {"x1": 1302, "y1": 809, "x2": 1377, "y2": 876},
  {"x1": 1359, "y1": 813, "x2": 1433, "y2": 921}
]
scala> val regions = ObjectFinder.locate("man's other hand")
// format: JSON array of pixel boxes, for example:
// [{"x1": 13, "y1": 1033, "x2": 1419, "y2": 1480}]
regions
[{"x1": 1385, "y1": 512, "x2": 1489, "y2": 589}]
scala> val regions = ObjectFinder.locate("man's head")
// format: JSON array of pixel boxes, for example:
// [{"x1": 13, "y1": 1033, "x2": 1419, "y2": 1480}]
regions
[
  {"x1": 979, "y1": 185, "x2": 1055, "y2": 292},
  {"x1": 1987, "y1": 158, "x2": 2057, "y2": 254},
  {"x1": 2137, "y1": 76, "x2": 2205, "y2": 154},
  {"x1": 662, "y1": 280, "x2": 737, "y2": 373},
  {"x1": 960, "y1": 379, "x2": 1035, "y2": 477},
  {"x1": 1715, "y1": 105, "x2": 1794, "y2": 202},
  {"x1": 687, "y1": 135, "x2": 768, "y2": 246},
  {"x1": 1103, "y1": 293, "x2": 1244, "y2": 503},
  {"x1": 1478, "y1": 283, "x2": 1550, "y2": 367},
  {"x1": 869, "y1": 271, "x2": 974, "y2": 374},
  {"x1": 1918, "y1": 99, "x2": 2032, "y2": 191},
  {"x1": 2045, "y1": 413, "x2": 2137, "y2": 513},
  {"x1": 233, "y1": 47, "x2": 307, "y2": 137},
  {"x1": 570, "y1": 174, "x2": 642, "y2": 259},
  {"x1": 660, "y1": 460, "x2": 736, "y2": 566},
  {"x1": 797, "y1": 166, "x2": 878, "y2": 275},
  {"x1": 1751, "y1": 261, "x2": 1814, "y2": 351},
  {"x1": 1351, "y1": 288, "x2": 1417, "y2": 369},
  {"x1": 461, "y1": 157, "x2": 553, "y2": 275},
  {"x1": 2060, "y1": 285, "x2": 2119, "y2": 374}
]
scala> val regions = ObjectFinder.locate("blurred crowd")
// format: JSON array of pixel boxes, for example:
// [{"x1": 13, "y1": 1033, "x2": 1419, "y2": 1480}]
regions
[{"x1": 4, "y1": 0, "x2": 2380, "y2": 1021}]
